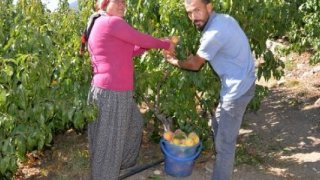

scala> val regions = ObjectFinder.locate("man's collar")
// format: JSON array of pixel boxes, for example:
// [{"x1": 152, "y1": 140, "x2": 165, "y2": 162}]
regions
[{"x1": 202, "y1": 12, "x2": 217, "y2": 33}]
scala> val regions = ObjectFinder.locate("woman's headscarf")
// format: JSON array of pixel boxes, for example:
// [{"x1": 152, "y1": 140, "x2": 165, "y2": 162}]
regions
[
  {"x1": 80, "y1": 0, "x2": 109, "y2": 55},
  {"x1": 96, "y1": 0, "x2": 109, "y2": 11}
]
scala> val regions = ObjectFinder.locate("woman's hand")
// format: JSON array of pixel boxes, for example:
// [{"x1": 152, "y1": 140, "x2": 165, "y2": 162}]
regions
[{"x1": 161, "y1": 36, "x2": 180, "y2": 56}]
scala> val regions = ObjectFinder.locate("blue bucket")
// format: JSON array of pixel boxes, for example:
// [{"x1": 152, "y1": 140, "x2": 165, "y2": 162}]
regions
[
  {"x1": 160, "y1": 139, "x2": 202, "y2": 177},
  {"x1": 162, "y1": 138, "x2": 201, "y2": 158}
]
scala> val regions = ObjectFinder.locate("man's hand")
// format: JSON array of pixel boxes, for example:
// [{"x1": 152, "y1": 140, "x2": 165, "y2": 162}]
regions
[
  {"x1": 163, "y1": 48, "x2": 180, "y2": 68},
  {"x1": 164, "y1": 53, "x2": 178, "y2": 66},
  {"x1": 163, "y1": 52, "x2": 206, "y2": 71}
]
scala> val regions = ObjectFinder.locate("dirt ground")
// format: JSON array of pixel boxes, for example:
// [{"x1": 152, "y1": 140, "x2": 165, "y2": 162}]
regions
[{"x1": 14, "y1": 52, "x2": 320, "y2": 180}]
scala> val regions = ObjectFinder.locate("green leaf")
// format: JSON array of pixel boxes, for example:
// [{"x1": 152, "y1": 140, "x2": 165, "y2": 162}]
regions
[{"x1": 0, "y1": 156, "x2": 10, "y2": 174}]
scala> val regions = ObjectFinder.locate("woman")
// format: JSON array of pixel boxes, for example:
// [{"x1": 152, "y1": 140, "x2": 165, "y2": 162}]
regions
[{"x1": 86, "y1": 0, "x2": 174, "y2": 179}]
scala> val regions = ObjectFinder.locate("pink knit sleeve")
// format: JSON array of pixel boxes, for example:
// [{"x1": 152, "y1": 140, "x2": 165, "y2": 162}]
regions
[
  {"x1": 133, "y1": 46, "x2": 148, "y2": 57},
  {"x1": 106, "y1": 16, "x2": 170, "y2": 50}
]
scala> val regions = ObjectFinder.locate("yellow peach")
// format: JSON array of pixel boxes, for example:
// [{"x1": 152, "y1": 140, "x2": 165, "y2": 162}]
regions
[
  {"x1": 185, "y1": 137, "x2": 195, "y2": 146},
  {"x1": 172, "y1": 138, "x2": 181, "y2": 145},
  {"x1": 171, "y1": 36, "x2": 180, "y2": 45},
  {"x1": 163, "y1": 131, "x2": 174, "y2": 142},
  {"x1": 188, "y1": 132, "x2": 200, "y2": 144}
]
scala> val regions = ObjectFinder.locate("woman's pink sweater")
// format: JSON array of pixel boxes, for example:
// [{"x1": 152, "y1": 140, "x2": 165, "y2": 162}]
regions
[{"x1": 88, "y1": 15, "x2": 170, "y2": 91}]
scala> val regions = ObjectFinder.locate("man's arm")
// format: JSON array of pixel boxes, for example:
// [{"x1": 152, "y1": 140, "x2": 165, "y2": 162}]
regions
[{"x1": 165, "y1": 54, "x2": 206, "y2": 71}]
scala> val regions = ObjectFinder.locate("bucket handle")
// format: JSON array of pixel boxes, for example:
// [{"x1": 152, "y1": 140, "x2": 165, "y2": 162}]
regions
[{"x1": 160, "y1": 139, "x2": 202, "y2": 162}]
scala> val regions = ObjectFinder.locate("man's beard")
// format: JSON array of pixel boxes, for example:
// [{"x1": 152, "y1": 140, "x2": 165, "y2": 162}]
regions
[{"x1": 194, "y1": 19, "x2": 208, "y2": 31}]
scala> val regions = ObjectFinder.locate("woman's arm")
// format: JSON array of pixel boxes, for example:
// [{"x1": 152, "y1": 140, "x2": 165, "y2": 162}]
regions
[
  {"x1": 106, "y1": 17, "x2": 171, "y2": 50},
  {"x1": 133, "y1": 46, "x2": 148, "y2": 57}
]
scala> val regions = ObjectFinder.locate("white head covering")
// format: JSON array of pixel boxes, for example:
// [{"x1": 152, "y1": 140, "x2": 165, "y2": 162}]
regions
[{"x1": 96, "y1": 0, "x2": 109, "y2": 10}]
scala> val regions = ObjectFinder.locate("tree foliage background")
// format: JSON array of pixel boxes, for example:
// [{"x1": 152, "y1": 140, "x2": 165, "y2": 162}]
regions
[{"x1": 0, "y1": 0, "x2": 319, "y2": 178}]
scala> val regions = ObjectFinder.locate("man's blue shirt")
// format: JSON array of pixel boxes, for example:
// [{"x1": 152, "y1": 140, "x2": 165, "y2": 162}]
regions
[{"x1": 197, "y1": 12, "x2": 256, "y2": 101}]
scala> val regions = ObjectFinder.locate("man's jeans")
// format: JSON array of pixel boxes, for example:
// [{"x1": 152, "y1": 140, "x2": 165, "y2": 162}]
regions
[{"x1": 211, "y1": 84, "x2": 256, "y2": 180}]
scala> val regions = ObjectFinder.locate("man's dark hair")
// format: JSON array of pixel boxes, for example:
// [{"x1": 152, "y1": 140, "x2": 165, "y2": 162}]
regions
[
  {"x1": 185, "y1": 0, "x2": 211, "y2": 4},
  {"x1": 201, "y1": 0, "x2": 211, "y2": 4}
]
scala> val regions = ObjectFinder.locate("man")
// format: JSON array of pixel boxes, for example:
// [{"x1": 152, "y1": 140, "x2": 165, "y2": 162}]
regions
[{"x1": 164, "y1": 0, "x2": 256, "y2": 179}]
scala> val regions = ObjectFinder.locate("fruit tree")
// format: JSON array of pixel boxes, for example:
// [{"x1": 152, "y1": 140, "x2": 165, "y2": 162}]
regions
[{"x1": 0, "y1": 0, "x2": 319, "y2": 178}]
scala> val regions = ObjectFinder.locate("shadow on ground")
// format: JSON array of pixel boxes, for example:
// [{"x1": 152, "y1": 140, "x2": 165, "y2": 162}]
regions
[{"x1": 241, "y1": 87, "x2": 320, "y2": 179}]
